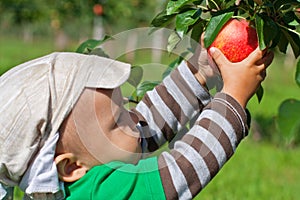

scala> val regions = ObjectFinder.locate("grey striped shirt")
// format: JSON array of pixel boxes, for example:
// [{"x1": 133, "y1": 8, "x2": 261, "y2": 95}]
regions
[{"x1": 134, "y1": 61, "x2": 249, "y2": 199}]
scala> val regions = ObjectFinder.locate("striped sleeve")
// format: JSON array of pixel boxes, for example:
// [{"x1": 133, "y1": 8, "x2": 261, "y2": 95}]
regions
[
  {"x1": 134, "y1": 61, "x2": 212, "y2": 152},
  {"x1": 158, "y1": 92, "x2": 250, "y2": 199}
]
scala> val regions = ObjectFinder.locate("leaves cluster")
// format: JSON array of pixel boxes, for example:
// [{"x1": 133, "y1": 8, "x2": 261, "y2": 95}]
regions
[
  {"x1": 76, "y1": 36, "x2": 162, "y2": 104},
  {"x1": 152, "y1": 0, "x2": 300, "y2": 58},
  {"x1": 151, "y1": 0, "x2": 300, "y2": 146}
]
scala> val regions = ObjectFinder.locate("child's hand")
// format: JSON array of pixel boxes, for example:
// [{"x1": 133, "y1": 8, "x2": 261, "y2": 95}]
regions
[
  {"x1": 187, "y1": 33, "x2": 220, "y2": 88},
  {"x1": 210, "y1": 47, "x2": 274, "y2": 108}
]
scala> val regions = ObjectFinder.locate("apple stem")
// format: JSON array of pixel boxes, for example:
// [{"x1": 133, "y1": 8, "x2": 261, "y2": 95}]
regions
[
  {"x1": 197, "y1": 5, "x2": 209, "y2": 11},
  {"x1": 206, "y1": 0, "x2": 220, "y2": 10},
  {"x1": 232, "y1": 16, "x2": 245, "y2": 20}
]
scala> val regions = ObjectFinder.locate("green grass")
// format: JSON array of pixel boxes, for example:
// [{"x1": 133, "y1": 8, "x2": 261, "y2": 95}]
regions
[
  {"x1": 196, "y1": 139, "x2": 300, "y2": 200},
  {"x1": 247, "y1": 53, "x2": 300, "y2": 118},
  {"x1": 1, "y1": 36, "x2": 300, "y2": 200},
  {"x1": 0, "y1": 37, "x2": 54, "y2": 75},
  {"x1": 0, "y1": 37, "x2": 78, "y2": 75}
]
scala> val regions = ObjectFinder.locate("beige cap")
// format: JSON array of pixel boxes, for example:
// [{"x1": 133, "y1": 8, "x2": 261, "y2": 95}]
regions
[{"x1": 0, "y1": 52, "x2": 131, "y2": 186}]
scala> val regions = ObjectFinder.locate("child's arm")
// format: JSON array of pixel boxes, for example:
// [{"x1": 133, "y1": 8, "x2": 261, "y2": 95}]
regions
[
  {"x1": 158, "y1": 47, "x2": 274, "y2": 199},
  {"x1": 133, "y1": 45, "x2": 215, "y2": 152},
  {"x1": 75, "y1": 48, "x2": 274, "y2": 200}
]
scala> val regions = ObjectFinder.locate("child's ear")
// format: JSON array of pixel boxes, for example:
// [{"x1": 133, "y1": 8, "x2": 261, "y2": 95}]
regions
[{"x1": 54, "y1": 153, "x2": 89, "y2": 182}]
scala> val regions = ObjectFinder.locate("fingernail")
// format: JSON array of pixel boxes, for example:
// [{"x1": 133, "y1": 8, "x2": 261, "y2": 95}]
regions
[{"x1": 209, "y1": 47, "x2": 216, "y2": 54}]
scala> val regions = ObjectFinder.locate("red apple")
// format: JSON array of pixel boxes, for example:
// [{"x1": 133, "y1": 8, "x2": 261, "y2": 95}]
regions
[
  {"x1": 208, "y1": 18, "x2": 258, "y2": 63},
  {"x1": 93, "y1": 4, "x2": 103, "y2": 16}
]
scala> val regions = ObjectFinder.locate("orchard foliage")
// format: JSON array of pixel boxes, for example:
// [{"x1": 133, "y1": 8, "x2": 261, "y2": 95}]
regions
[
  {"x1": 152, "y1": 0, "x2": 300, "y2": 58},
  {"x1": 151, "y1": 0, "x2": 300, "y2": 100},
  {"x1": 151, "y1": 0, "x2": 300, "y2": 146},
  {"x1": 0, "y1": 0, "x2": 158, "y2": 36}
]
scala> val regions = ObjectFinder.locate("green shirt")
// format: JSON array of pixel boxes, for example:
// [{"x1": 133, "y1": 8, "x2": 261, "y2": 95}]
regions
[{"x1": 64, "y1": 157, "x2": 166, "y2": 200}]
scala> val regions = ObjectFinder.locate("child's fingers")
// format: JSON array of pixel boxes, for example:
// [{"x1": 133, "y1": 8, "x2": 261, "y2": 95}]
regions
[
  {"x1": 265, "y1": 51, "x2": 274, "y2": 68},
  {"x1": 259, "y1": 51, "x2": 274, "y2": 68},
  {"x1": 209, "y1": 47, "x2": 230, "y2": 69},
  {"x1": 256, "y1": 51, "x2": 274, "y2": 73},
  {"x1": 244, "y1": 47, "x2": 264, "y2": 64},
  {"x1": 255, "y1": 51, "x2": 274, "y2": 81},
  {"x1": 259, "y1": 69, "x2": 267, "y2": 81},
  {"x1": 200, "y1": 32, "x2": 205, "y2": 47}
]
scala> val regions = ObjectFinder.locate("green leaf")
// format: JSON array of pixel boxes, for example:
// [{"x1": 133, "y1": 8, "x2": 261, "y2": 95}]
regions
[
  {"x1": 126, "y1": 94, "x2": 138, "y2": 105},
  {"x1": 296, "y1": 59, "x2": 300, "y2": 87},
  {"x1": 255, "y1": 14, "x2": 279, "y2": 50},
  {"x1": 76, "y1": 35, "x2": 112, "y2": 54},
  {"x1": 136, "y1": 81, "x2": 160, "y2": 99},
  {"x1": 281, "y1": 27, "x2": 300, "y2": 58},
  {"x1": 162, "y1": 51, "x2": 189, "y2": 79},
  {"x1": 283, "y1": 11, "x2": 297, "y2": 24},
  {"x1": 127, "y1": 66, "x2": 143, "y2": 87},
  {"x1": 175, "y1": 9, "x2": 199, "y2": 35},
  {"x1": 162, "y1": 67, "x2": 175, "y2": 79},
  {"x1": 151, "y1": 11, "x2": 176, "y2": 27},
  {"x1": 277, "y1": 99, "x2": 300, "y2": 144},
  {"x1": 166, "y1": 0, "x2": 195, "y2": 15},
  {"x1": 277, "y1": 30, "x2": 289, "y2": 53},
  {"x1": 269, "y1": 28, "x2": 281, "y2": 49},
  {"x1": 203, "y1": 12, "x2": 234, "y2": 48},
  {"x1": 264, "y1": 17, "x2": 279, "y2": 47},
  {"x1": 167, "y1": 31, "x2": 182, "y2": 53},
  {"x1": 274, "y1": 0, "x2": 300, "y2": 10},
  {"x1": 224, "y1": 0, "x2": 236, "y2": 8},
  {"x1": 255, "y1": 15, "x2": 267, "y2": 50},
  {"x1": 248, "y1": 0, "x2": 255, "y2": 7},
  {"x1": 256, "y1": 84, "x2": 264, "y2": 103},
  {"x1": 289, "y1": 19, "x2": 300, "y2": 26},
  {"x1": 190, "y1": 19, "x2": 206, "y2": 51},
  {"x1": 162, "y1": 57, "x2": 182, "y2": 79},
  {"x1": 87, "y1": 48, "x2": 109, "y2": 58}
]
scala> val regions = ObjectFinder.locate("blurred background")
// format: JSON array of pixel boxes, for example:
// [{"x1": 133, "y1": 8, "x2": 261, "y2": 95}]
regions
[
  {"x1": 0, "y1": 0, "x2": 170, "y2": 74},
  {"x1": 0, "y1": 0, "x2": 300, "y2": 199}
]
